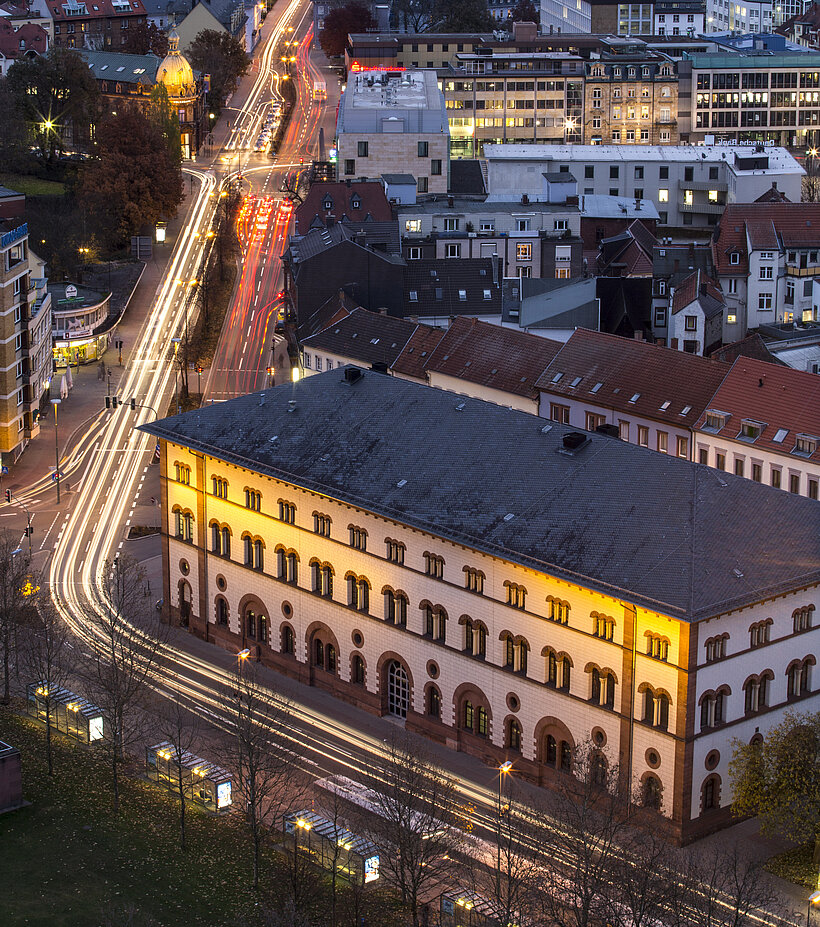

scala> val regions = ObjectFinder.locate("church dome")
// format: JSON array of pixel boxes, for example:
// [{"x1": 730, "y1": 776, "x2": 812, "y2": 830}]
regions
[{"x1": 157, "y1": 27, "x2": 195, "y2": 98}]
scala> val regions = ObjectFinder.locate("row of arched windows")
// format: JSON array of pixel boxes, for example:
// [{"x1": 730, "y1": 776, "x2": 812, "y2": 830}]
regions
[{"x1": 704, "y1": 606, "x2": 815, "y2": 664}]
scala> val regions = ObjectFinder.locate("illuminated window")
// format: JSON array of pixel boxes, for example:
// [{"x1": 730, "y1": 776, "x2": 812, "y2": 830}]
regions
[{"x1": 658, "y1": 188, "x2": 669, "y2": 202}]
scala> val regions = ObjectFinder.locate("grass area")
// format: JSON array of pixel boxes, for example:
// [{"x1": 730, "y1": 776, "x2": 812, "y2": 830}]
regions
[
  {"x1": 0, "y1": 709, "x2": 260, "y2": 927},
  {"x1": 766, "y1": 843, "x2": 817, "y2": 889},
  {"x1": 0, "y1": 173, "x2": 66, "y2": 197}
]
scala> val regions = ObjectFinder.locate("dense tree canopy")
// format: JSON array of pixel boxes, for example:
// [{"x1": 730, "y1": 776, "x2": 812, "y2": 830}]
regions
[
  {"x1": 510, "y1": 0, "x2": 539, "y2": 22},
  {"x1": 729, "y1": 711, "x2": 820, "y2": 856},
  {"x1": 392, "y1": 0, "x2": 436, "y2": 32},
  {"x1": 147, "y1": 83, "x2": 182, "y2": 163},
  {"x1": 5, "y1": 47, "x2": 99, "y2": 166},
  {"x1": 434, "y1": 0, "x2": 493, "y2": 31},
  {"x1": 319, "y1": 1, "x2": 375, "y2": 58},
  {"x1": 119, "y1": 20, "x2": 169, "y2": 56},
  {"x1": 187, "y1": 30, "x2": 249, "y2": 115},
  {"x1": 78, "y1": 107, "x2": 183, "y2": 244}
]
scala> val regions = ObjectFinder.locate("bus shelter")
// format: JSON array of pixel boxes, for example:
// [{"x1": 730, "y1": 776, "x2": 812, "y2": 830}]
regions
[
  {"x1": 27, "y1": 682, "x2": 104, "y2": 744},
  {"x1": 146, "y1": 741, "x2": 232, "y2": 813},
  {"x1": 283, "y1": 809, "x2": 380, "y2": 887},
  {"x1": 440, "y1": 889, "x2": 507, "y2": 927}
]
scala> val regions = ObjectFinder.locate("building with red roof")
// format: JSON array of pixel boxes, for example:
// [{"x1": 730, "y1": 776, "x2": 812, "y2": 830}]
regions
[
  {"x1": 295, "y1": 180, "x2": 393, "y2": 237},
  {"x1": 0, "y1": 19, "x2": 47, "y2": 73},
  {"x1": 42, "y1": 0, "x2": 146, "y2": 50},
  {"x1": 694, "y1": 355, "x2": 820, "y2": 499}
]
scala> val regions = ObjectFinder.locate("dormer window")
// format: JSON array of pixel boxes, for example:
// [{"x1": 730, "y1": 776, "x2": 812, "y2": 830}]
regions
[
  {"x1": 351, "y1": 195, "x2": 361, "y2": 209},
  {"x1": 730, "y1": 252, "x2": 740, "y2": 265},
  {"x1": 322, "y1": 196, "x2": 333, "y2": 210},
  {"x1": 794, "y1": 434, "x2": 818, "y2": 456},
  {"x1": 740, "y1": 419, "x2": 764, "y2": 441},
  {"x1": 705, "y1": 409, "x2": 728, "y2": 431}
]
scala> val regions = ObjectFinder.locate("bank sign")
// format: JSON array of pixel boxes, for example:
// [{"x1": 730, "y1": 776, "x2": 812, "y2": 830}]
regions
[{"x1": 1, "y1": 223, "x2": 27, "y2": 249}]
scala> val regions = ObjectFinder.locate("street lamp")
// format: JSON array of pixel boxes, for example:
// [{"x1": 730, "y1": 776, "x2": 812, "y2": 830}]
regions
[
  {"x1": 51, "y1": 398, "x2": 61, "y2": 503},
  {"x1": 496, "y1": 760, "x2": 513, "y2": 907},
  {"x1": 171, "y1": 338, "x2": 181, "y2": 414},
  {"x1": 808, "y1": 890, "x2": 820, "y2": 926}
]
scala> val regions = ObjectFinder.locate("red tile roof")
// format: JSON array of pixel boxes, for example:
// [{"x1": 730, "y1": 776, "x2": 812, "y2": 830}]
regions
[
  {"x1": 709, "y1": 333, "x2": 784, "y2": 366},
  {"x1": 49, "y1": 0, "x2": 144, "y2": 24},
  {"x1": 713, "y1": 204, "x2": 820, "y2": 275},
  {"x1": 295, "y1": 181, "x2": 392, "y2": 236},
  {"x1": 392, "y1": 325, "x2": 446, "y2": 380},
  {"x1": 535, "y1": 328, "x2": 730, "y2": 427},
  {"x1": 695, "y1": 356, "x2": 820, "y2": 460},
  {"x1": 424, "y1": 316, "x2": 561, "y2": 399},
  {"x1": 0, "y1": 19, "x2": 47, "y2": 56}
]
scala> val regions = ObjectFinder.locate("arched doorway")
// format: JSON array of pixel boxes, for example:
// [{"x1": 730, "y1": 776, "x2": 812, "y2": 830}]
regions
[
  {"x1": 178, "y1": 580, "x2": 191, "y2": 627},
  {"x1": 387, "y1": 661, "x2": 409, "y2": 718}
]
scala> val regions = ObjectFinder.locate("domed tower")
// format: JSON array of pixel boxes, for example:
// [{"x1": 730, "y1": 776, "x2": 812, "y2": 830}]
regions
[{"x1": 157, "y1": 27, "x2": 201, "y2": 158}]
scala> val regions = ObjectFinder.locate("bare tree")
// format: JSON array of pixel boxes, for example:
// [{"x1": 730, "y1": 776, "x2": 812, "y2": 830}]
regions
[
  {"x1": 23, "y1": 600, "x2": 73, "y2": 775},
  {"x1": 0, "y1": 529, "x2": 39, "y2": 704},
  {"x1": 224, "y1": 663, "x2": 298, "y2": 892},
  {"x1": 154, "y1": 687, "x2": 201, "y2": 849},
  {"x1": 81, "y1": 554, "x2": 167, "y2": 813},
  {"x1": 605, "y1": 821, "x2": 675, "y2": 927},
  {"x1": 360, "y1": 733, "x2": 466, "y2": 927},
  {"x1": 531, "y1": 742, "x2": 626, "y2": 927}
]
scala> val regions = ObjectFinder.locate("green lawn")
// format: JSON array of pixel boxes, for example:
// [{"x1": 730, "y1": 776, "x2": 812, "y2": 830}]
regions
[
  {"x1": 765, "y1": 843, "x2": 817, "y2": 889},
  {"x1": 0, "y1": 173, "x2": 66, "y2": 197},
  {"x1": 0, "y1": 710, "x2": 259, "y2": 927}
]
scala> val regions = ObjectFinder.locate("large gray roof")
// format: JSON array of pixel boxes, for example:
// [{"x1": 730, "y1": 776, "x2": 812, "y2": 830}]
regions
[{"x1": 141, "y1": 369, "x2": 820, "y2": 622}]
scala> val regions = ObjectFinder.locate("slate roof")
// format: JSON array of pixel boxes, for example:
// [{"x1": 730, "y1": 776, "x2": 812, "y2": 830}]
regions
[
  {"x1": 536, "y1": 328, "x2": 730, "y2": 429},
  {"x1": 695, "y1": 355, "x2": 820, "y2": 462},
  {"x1": 301, "y1": 308, "x2": 418, "y2": 367},
  {"x1": 77, "y1": 48, "x2": 161, "y2": 85},
  {"x1": 392, "y1": 324, "x2": 447, "y2": 379},
  {"x1": 295, "y1": 180, "x2": 392, "y2": 236},
  {"x1": 404, "y1": 258, "x2": 502, "y2": 318},
  {"x1": 596, "y1": 220, "x2": 656, "y2": 276},
  {"x1": 424, "y1": 316, "x2": 561, "y2": 399},
  {"x1": 141, "y1": 367, "x2": 820, "y2": 621}
]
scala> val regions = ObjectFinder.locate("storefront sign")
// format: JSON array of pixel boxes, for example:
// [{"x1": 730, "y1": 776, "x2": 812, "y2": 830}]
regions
[
  {"x1": 65, "y1": 285, "x2": 78, "y2": 299},
  {"x1": 364, "y1": 855, "x2": 380, "y2": 883},
  {"x1": 1, "y1": 224, "x2": 27, "y2": 249}
]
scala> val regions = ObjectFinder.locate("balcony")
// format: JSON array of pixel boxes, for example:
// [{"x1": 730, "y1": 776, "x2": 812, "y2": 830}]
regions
[
  {"x1": 679, "y1": 201, "x2": 726, "y2": 215},
  {"x1": 679, "y1": 179, "x2": 728, "y2": 192},
  {"x1": 785, "y1": 264, "x2": 820, "y2": 278}
]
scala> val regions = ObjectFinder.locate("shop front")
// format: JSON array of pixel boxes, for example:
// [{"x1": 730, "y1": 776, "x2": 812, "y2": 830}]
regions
[{"x1": 49, "y1": 282, "x2": 112, "y2": 367}]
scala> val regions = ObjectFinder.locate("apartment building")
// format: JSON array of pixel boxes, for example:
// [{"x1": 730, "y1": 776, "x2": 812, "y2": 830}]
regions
[
  {"x1": 484, "y1": 144, "x2": 803, "y2": 229},
  {"x1": 47, "y1": 0, "x2": 146, "y2": 50},
  {"x1": 655, "y1": 0, "x2": 706, "y2": 34},
  {"x1": 395, "y1": 193, "x2": 583, "y2": 281},
  {"x1": 705, "y1": 0, "x2": 774, "y2": 31},
  {"x1": 584, "y1": 55, "x2": 679, "y2": 146},
  {"x1": 0, "y1": 209, "x2": 52, "y2": 461},
  {"x1": 695, "y1": 355, "x2": 820, "y2": 498},
  {"x1": 711, "y1": 203, "x2": 820, "y2": 340},
  {"x1": 336, "y1": 69, "x2": 450, "y2": 196},
  {"x1": 145, "y1": 368, "x2": 820, "y2": 845}
]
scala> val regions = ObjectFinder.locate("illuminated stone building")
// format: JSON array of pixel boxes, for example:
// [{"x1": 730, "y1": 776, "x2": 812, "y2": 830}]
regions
[{"x1": 145, "y1": 368, "x2": 820, "y2": 844}]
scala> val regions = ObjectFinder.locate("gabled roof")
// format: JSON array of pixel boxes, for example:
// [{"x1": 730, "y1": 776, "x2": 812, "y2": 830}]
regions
[
  {"x1": 710, "y1": 333, "x2": 784, "y2": 366},
  {"x1": 403, "y1": 258, "x2": 502, "y2": 318},
  {"x1": 424, "y1": 316, "x2": 561, "y2": 399},
  {"x1": 295, "y1": 180, "x2": 392, "y2": 236},
  {"x1": 670, "y1": 270, "x2": 725, "y2": 319},
  {"x1": 596, "y1": 219, "x2": 657, "y2": 276},
  {"x1": 695, "y1": 355, "x2": 820, "y2": 461},
  {"x1": 536, "y1": 327, "x2": 730, "y2": 428},
  {"x1": 301, "y1": 308, "x2": 418, "y2": 368},
  {"x1": 0, "y1": 20, "x2": 47, "y2": 57},
  {"x1": 713, "y1": 204, "x2": 820, "y2": 275},
  {"x1": 141, "y1": 368, "x2": 820, "y2": 621},
  {"x1": 754, "y1": 185, "x2": 792, "y2": 204},
  {"x1": 391, "y1": 324, "x2": 447, "y2": 379}
]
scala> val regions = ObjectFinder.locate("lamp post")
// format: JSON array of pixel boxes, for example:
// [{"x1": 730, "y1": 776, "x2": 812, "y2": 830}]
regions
[
  {"x1": 808, "y1": 890, "x2": 820, "y2": 926},
  {"x1": 51, "y1": 398, "x2": 61, "y2": 503},
  {"x1": 496, "y1": 760, "x2": 513, "y2": 909},
  {"x1": 171, "y1": 338, "x2": 181, "y2": 414}
]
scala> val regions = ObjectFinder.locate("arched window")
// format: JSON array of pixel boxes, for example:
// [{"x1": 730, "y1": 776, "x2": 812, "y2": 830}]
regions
[
  {"x1": 211, "y1": 522, "x2": 220, "y2": 554},
  {"x1": 592, "y1": 612, "x2": 615, "y2": 641},
  {"x1": 352, "y1": 655, "x2": 365, "y2": 685},
  {"x1": 326, "y1": 644, "x2": 337, "y2": 674},
  {"x1": 286, "y1": 552, "x2": 298, "y2": 584},
  {"x1": 744, "y1": 675, "x2": 769, "y2": 713},
  {"x1": 281, "y1": 624, "x2": 295, "y2": 654},
  {"x1": 700, "y1": 689, "x2": 727, "y2": 729},
  {"x1": 646, "y1": 634, "x2": 669, "y2": 661},
  {"x1": 246, "y1": 610, "x2": 256, "y2": 640},
  {"x1": 643, "y1": 775, "x2": 662, "y2": 810},
  {"x1": 221, "y1": 526, "x2": 231, "y2": 558},
  {"x1": 253, "y1": 540, "x2": 263, "y2": 571},
  {"x1": 548, "y1": 651, "x2": 557, "y2": 686},
  {"x1": 561, "y1": 658, "x2": 571, "y2": 692},
  {"x1": 701, "y1": 775, "x2": 720, "y2": 812},
  {"x1": 277, "y1": 548, "x2": 286, "y2": 579},
  {"x1": 357, "y1": 579, "x2": 369, "y2": 613},
  {"x1": 590, "y1": 668, "x2": 615, "y2": 708},
  {"x1": 591, "y1": 753, "x2": 607, "y2": 786},
  {"x1": 787, "y1": 658, "x2": 813, "y2": 699},
  {"x1": 547, "y1": 597, "x2": 570, "y2": 624},
  {"x1": 216, "y1": 597, "x2": 228, "y2": 626},
  {"x1": 424, "y1": 604, "x2": 446, "y2": 642},
  {"x1": 244, "y1": 535, "x2": 253, "y2": 566},
  {"x1": 464, "y1": 700, "x2": 474, "y2": 730},
  {"x1": 794, "y1": 606, "x2": 814, "y2": 633},
  {"x1": 476, "y1": 706, "x2": 488, "y2": 737},
  {"x1": 545, "y1": 734, "x2": 557, "y2": 765},
  {"x1": 560, "y1": 740, "x2": 572, "y2": 772},
  {"x1": 507, "y1": 718, "x2": 522, "y2": 752},
  {"x1": 427, "y1": 685, "x2": 441, "y2": 719},
  {"x1": 387, "y1": 661, "x2": 409, "y2": 718},
  {"x1": 314, "y1": 639, "x2": 324, "y2": 667}
]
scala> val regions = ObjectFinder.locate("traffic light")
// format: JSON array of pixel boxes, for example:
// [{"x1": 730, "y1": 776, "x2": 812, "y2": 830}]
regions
[
  {"x1": 112, "y1": 397, "x2": 119, "y2": 408},
  {"x1": 4, "y1": 490, "x2": 10, "y2": 503},
  {"x1": 130, "y1": 397, "x2": 136, "y2": 411},
  {"x1": 105, "y1": 397, "x2": 111, "y2": 409},
  {"x1": 24, "y1": 526, "x2": 32, "y2": 537}
]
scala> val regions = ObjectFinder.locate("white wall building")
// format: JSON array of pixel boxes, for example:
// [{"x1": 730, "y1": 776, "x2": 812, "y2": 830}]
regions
[
  {"x1": 541, "y1": 0, "x2": 592, "y2": 34},
  {"x1": 484, "y1": 144, "x2": 803, "y2": 229}
]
